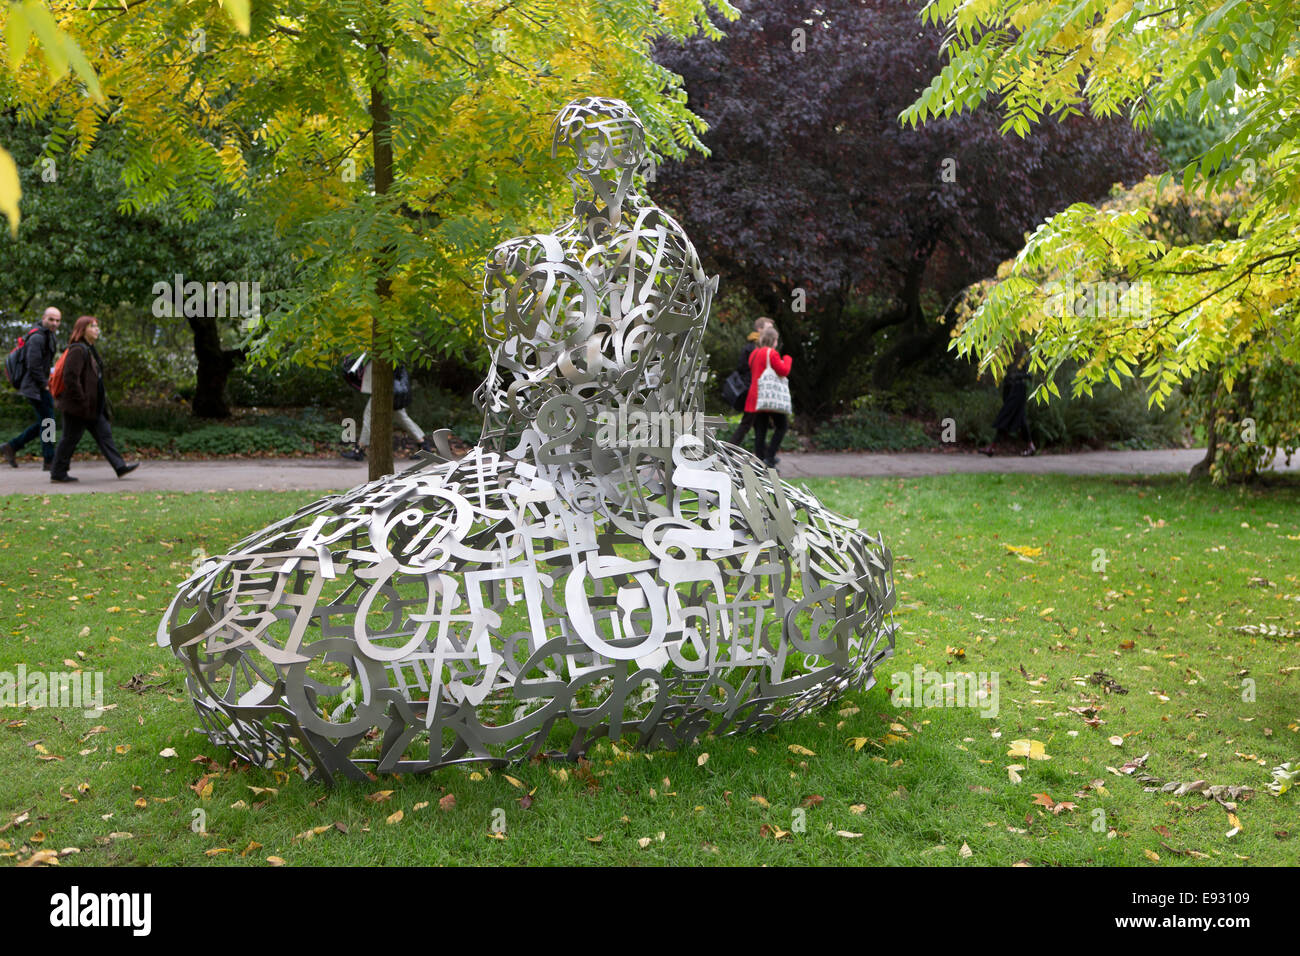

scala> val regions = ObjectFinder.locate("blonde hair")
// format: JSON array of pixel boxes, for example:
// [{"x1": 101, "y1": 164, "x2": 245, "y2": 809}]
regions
[
  {"x1": 758, "y1": 325, "x2": 778, "y2": 348},
  {"x1": 754, "y1": 316, "x2": 773, "y2": 333}
]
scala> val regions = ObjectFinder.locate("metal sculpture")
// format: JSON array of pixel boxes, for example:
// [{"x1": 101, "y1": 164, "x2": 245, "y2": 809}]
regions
[{"x1": 159, "y1": 97, "x2": 897, "y2": 783}]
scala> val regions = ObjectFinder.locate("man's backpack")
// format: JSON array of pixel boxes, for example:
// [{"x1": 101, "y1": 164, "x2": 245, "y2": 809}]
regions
[
  {"x1": 340, "y1": 354, "x2": 365, "y2": 392},
  {"x1": 48, "y1": 347, "x2": 71, "y2": 398},
  {"x1": 4, "y1": 326, "x2": 43, "y2": 391}
]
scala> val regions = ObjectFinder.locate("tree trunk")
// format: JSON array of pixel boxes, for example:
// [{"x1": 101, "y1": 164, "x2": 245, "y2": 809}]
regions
[
  {"x1": 870, "y1": 252, "x2": 933, "y2": 389},
  {"x1": 1189, "y1": 373, "x2": 1222, "y2": 482},
  {"x1": 187, "y1": 313, "x2": 241, "y2": 418},
  {"x1": 367, "y1": 32, "x2": 396, "y2": 480}
]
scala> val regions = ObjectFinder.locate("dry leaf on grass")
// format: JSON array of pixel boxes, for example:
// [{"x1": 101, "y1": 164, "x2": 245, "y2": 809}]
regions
[{"x1": 1007, "y1": 739, "x2": 1049, "y2": 761}]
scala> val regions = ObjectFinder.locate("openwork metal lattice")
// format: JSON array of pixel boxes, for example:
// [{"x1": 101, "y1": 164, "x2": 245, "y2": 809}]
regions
[{"x1": 159, "y1": 97, "x2": 897, "y2": 783}]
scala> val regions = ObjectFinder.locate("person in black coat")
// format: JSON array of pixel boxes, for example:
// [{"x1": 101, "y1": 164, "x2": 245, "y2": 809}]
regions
[
  {"x1": 49, "y1": 316, "x2": 138, "y2": 482},
  {"x1": 1, "y1": 306, "x2": 61, "y2": 470},
  {"x1": 979, "y1": 351, "x2": 1036, "y2": 457}
]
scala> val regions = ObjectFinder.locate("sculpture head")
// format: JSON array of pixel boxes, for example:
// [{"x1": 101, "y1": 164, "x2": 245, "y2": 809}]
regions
[{"x1": 551, "y1": 96, "x2": 647, "y2": 176}]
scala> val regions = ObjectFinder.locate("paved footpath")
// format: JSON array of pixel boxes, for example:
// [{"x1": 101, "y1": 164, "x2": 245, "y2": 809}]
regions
[{"x1": 1, "y1": 448, "x2": 1294, "y2": 496}]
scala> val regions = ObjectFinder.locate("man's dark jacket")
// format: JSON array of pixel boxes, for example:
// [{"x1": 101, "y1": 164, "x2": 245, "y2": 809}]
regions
[
  {"x1": 54, "y1": 342, "x2": 106, "y2": 421},
  {"x1": 18, "y1": 325, "x2": 56, "y2": 401}
]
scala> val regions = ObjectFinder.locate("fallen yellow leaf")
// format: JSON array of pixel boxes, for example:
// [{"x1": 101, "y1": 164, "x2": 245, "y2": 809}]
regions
[{"x1": 1007, "y1": 739, "x2": 1049, "y2": 761}]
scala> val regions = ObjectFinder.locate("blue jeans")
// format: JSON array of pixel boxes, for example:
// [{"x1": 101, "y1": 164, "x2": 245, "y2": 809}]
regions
[{"x1": 8, "y1": 389, "x2": 55, "y2": 463}]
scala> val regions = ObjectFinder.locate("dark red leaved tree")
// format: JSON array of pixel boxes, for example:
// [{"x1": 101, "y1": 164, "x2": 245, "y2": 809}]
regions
[{"x1": 654, "y1": 0, "x2": 1157, "y2": 418}]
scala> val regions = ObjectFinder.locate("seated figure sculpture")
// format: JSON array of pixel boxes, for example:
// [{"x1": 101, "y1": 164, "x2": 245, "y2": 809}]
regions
[{"x1": 159, "y1": 97, "x2": 897, "y2": 783}]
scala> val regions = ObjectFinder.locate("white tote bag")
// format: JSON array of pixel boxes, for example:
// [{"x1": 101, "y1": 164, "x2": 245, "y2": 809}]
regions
[{"x1": 754, "y1": 348, "x2": 792, "y2": 415}]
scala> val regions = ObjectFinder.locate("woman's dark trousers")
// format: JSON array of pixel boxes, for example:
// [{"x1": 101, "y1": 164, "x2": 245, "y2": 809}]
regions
[
  {"x1": 51, "y1": 411, "x2": 126, "y2": 478},
  {"x1": 753, "y1": 412, "x2": 788, "y2": 466}
]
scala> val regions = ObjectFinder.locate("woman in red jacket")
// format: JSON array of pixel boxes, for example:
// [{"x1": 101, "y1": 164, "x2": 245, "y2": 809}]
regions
[{"x1": 743, "y1": 324, "x2": 792, "y2": 468}]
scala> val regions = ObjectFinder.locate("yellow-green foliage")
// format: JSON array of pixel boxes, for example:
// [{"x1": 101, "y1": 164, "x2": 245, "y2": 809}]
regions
[
  {"x1": 903, "y1": 0, "x2": 1300, "y2": 480},
  {"x1": 0, "y1": 0, "x2": 738, "y2": 369}
]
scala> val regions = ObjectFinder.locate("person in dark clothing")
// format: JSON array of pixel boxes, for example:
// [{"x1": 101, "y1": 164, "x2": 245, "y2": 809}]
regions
[
  {"x1": 979, "y1": 355, "x2": 1036, "y2": 457},
  {"x1": 49, "y1": 316, "x2": 138, "y2": 483},
  {"x1": 728, "y1": 316, "x2": 773, "y2": 448},
  {"x1": 1, "y1": 306, "x2": 61, "y2": 471}
]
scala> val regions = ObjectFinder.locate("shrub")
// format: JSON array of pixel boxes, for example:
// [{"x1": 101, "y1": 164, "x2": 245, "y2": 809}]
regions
[
  {"x1": 395, "y1": 384, "x2": 482, "y2": 445},
  {"x1": 100, "y1": 335, "x2": 196, "y2": 402},
  {"x1": 923, "y1": 367, "x2": 1185, "y2": 451},
  {"x1": 114, "y1": 428, "x2": 178, "y2": 452},
  {"x1": 227, "y1": 362, "x2": 352, "y2": 409},
  {"x1": 813, "y1": 406, "x2": 933, "y2": 451},
  {"x1": 173, "y1": 425, "x2": 304, "y2": 456},
  {"x1": 925, "y1": 389, "x2": 1003, "y2": 446},
  {"x1": 110, "y1": 403, "x2": 195, "y2": 435}
]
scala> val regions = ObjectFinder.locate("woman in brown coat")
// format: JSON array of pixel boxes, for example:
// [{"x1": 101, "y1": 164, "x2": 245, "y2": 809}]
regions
[{"x1": 50, "y1": 316, "x2": 138, "y2": 483}]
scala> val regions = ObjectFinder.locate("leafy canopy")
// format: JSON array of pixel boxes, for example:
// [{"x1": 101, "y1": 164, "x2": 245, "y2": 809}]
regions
[
  {"x1": 900, "y1": 0, "x2": 1300, "y2": 412},
  {"x1": 3, "y1": 0, "x2": 738, "y2": 371}
]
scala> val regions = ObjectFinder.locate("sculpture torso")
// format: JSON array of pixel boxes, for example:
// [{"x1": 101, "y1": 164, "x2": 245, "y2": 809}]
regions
[{"x1": 477, "y1": 172, "x2": 716, "y2": 474}]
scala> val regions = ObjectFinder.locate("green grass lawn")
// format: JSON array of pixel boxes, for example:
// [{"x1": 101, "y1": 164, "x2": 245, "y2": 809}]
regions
[{"x1": 2, "y1": 474, "x2": 1298, "y2": 866}]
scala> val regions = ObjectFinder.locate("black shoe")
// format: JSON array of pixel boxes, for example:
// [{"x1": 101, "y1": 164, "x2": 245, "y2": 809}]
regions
[
  {"x1": 116, "y1": 463, "x2": 139, "y2": 478},
  {"x1": 50, "y1": 474, "x2": 78, "y2": 483},
  {"x1": 340, "y1": 446, "x2": 365, "y2": 461},
  {"x1": 0, "y1": 443, "x2": 15, "y2": 468},
  {"x1": 42, "y1": 460, "x2": 51, "y2": 472}
]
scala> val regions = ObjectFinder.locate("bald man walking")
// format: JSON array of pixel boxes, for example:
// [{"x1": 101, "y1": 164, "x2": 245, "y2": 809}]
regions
[{"x1": 1, "y1": 306, "x2": 61, "y2": 471}]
